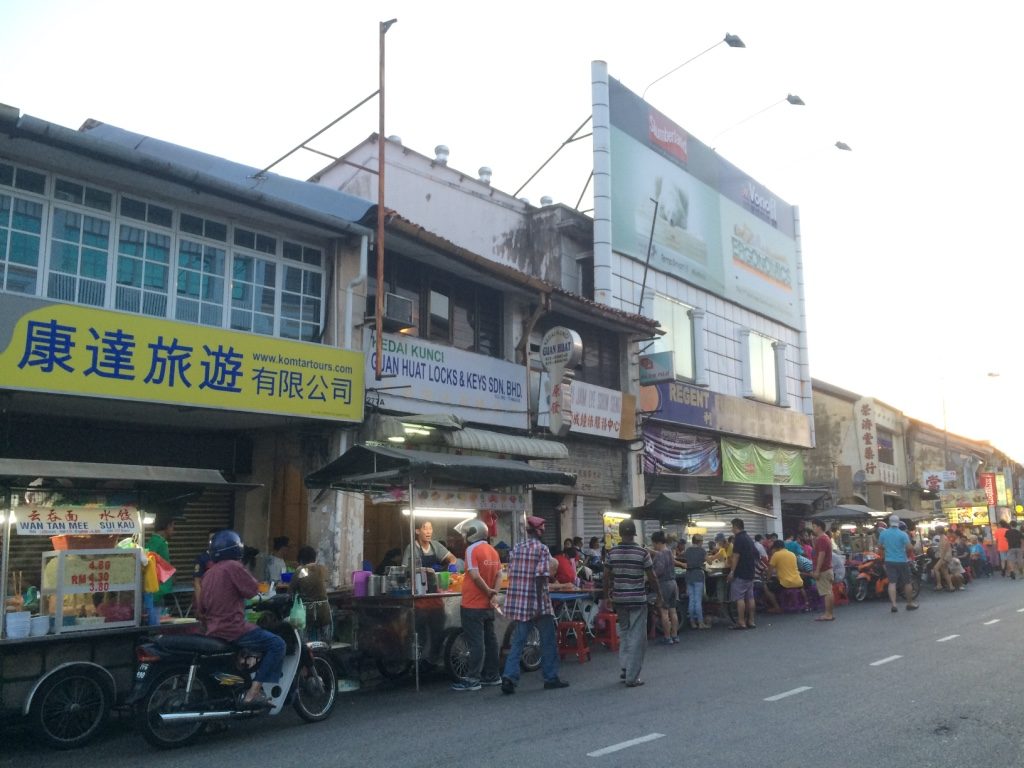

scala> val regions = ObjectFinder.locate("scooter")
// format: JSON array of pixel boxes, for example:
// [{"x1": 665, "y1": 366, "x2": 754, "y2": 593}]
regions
[
  {"x1": 852, "y1": 555, "x2": 923, "y2": 602},
  {"x1": 128, "y1": 594, "x2": 337, "y2": 749}
]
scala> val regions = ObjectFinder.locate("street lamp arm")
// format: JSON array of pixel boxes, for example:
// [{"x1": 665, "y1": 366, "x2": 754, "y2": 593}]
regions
[
  {"x1": 641, "y1": 33, "x2": 745, "y2": 100},
  {"x1": 709, "y1": 94, "x2": 804, "y2": 146}
]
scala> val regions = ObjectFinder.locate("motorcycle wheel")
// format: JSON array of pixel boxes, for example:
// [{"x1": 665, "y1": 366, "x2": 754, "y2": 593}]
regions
[
  {"x1": 910, "y1": 575, "x2": 922, "y2": 600},
  {"x1": 853, "y1": 580, "x2": 870, "y2": 602},
  {"x1": 137, "y1": 668, "x2": 210, "y2": 749},
  {"x1": 501, "y1": 623, "x2": 541, "y2": 672},
  {"x1": 30, "y1": 668, "x2": 110, "y2": 750},
  {"x1": 443, "y1": 630, "x2": 471, "y2": 683},
  {"x1": 294, "y1": 651, "x2": 337, "y2": 722},
  {"x1": 375, "y1": 657, "x2": 413, "y2": 680}
]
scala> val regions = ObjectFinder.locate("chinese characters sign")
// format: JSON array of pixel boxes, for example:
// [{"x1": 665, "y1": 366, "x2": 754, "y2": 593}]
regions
[
  {"x1": 1, "y1": 304, "x2": 363, "y2": 422},
  {"x1": 13, "y1": 505, "x2": 140, "y2": 535},
  {"x1": 855, "y1": 398, "x2": 879, "y2": 480}
]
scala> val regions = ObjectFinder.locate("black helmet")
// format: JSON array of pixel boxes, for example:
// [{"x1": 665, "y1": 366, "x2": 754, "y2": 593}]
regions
[{"x1": 210, "y1": 530, "x2": 244, "y2": 562}]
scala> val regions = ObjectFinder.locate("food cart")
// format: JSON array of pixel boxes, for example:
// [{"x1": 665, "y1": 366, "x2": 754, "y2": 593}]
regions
[
  {"x1": 305, "y1": 444, "x2": 576, "y2": 690},
  {"x1": 0, "y1": 459, "x2": 243, "y2": 749}
]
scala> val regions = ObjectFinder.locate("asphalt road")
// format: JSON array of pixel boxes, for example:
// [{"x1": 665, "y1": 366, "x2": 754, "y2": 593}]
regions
[{"x1": 4, "y1": 576, "x2": 1023, "y2": 768}]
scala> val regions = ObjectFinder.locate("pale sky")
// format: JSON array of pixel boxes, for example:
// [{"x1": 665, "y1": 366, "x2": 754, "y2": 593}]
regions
[{"x1": 2, "y1": 0, "x2": 1021, "y2": 460}]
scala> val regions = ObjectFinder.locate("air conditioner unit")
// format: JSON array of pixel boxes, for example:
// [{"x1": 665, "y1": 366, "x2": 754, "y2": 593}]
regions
[{"x1": 366, "y1": 292, "x2": 415, "y2": 331}]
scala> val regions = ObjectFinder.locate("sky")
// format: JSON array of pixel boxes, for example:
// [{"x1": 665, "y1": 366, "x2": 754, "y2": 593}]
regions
[{"x1": 2, "y1": 0, "x2": 1021, "y2": 461}]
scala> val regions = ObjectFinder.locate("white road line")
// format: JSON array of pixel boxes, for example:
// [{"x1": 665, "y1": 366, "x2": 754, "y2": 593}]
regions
[
  {"x1": 870, "y1": 655, "x2": 902, "y2": 666},
  {"x1": 764, "y1": 686, "x2": 812, "y2": 702},
  {"x1": 984, "y1": 619, "x2": 1001, "y2": 625},
  {"x1": 1017, "y1": 608, "x2": 1024, "y2": 613},
  {"x1": 587, "y1": 733, "x2": 665, "y2": 758},
  {"x1": 937, "y1": 634, "x2": 959, "y2": 642}
]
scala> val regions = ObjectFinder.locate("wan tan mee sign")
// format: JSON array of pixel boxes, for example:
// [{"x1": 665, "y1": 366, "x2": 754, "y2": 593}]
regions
[{"x1": 13, "y1": 505, "x2": 140, "y2": 535}]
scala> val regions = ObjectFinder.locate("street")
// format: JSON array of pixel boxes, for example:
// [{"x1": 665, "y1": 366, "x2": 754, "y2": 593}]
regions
[{"x1": 4, "y1": 577, "x2": 1023, "y2": 768}]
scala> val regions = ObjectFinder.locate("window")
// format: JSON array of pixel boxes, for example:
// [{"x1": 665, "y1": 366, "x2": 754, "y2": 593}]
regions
[
  {"x1": 428, "y1": 286, "x2": 451, "y2": 343},
  {"x1": 280, "y1": 241, "x2": 323, "y2": 342},
  {"x1": 115, "y1": 224, "x2": 170, "y2": 317},
  {"x1": 877, "y1": 429, "x2": 895, "y2": 465},
  {"x1": 230, "y1": 252, "x2": 276, "y2": 336},
  {"x1": 48, "y1": 207, "x2": 110, "y2": 307},
  {"x1": 0, "y1": 194, "x2": 44, "y2": 294},
  {"x1": 651, "y1": 295, "x2": 695, "y2": 381},
  {"x1": 746, "y1": 332, "x2": 778, "y2": 403}
]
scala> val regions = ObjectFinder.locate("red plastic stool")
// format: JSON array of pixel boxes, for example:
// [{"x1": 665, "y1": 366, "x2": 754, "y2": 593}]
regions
[
  {"x1": 556, "y1": 621, "x2": 590, "y2": 663},
  {"x1": 832, "y1": 581, "x2": 850, "y2": 606},
  {"x1": 780, "y1": 588, "x2": 807, "y2": 613},
  {"x1": 591, "y1": 611, "x2": 619, "y2": 652}
]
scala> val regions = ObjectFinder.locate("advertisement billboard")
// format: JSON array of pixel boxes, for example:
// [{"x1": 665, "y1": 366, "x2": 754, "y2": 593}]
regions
[{"x1": 606, "y1": 77, "x2": 800, "y2": 329}]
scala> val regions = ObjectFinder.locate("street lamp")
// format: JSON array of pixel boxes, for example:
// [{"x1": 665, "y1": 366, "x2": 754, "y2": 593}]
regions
[
  {"x1": 641, "y1": 32, "x2": 746, "y2": 99},
  {"x1": 709, "y1": 93, "x2": 805, "y2": 146},
  {"x1": 374, "y1": 18, "x2": 398, "y2": 381}
]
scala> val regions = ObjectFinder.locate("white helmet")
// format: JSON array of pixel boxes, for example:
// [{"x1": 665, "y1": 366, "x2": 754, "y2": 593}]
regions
[{"x1": 458, "y1": 518, "x2": 488, "y2": 544}]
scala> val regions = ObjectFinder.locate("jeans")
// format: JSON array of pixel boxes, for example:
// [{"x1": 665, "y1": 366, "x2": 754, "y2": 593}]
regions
[
  {"x1": 460, "y1": 606, "x2": 499, "y2": 683},
  {"x1": 687, "y1": 582, "x2": 704, "y2": 623},
  {"x1": 236, "y1": 627, "x2": 286, "y2": 684},
  {"x1": 502, "y1": 614, "x2": 559, "y2": 684},
  {"x1": 616, "y1": 604, "x2": 648, "y2": 683}
]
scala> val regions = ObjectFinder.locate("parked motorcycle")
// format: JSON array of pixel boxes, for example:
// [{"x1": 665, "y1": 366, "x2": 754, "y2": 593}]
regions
[
  {"x1": 852, "y1": 555, "x2": 923, "y2": 602},
  {"x1": 129, "y1": 594, "x2": 337, "y2": 749}
]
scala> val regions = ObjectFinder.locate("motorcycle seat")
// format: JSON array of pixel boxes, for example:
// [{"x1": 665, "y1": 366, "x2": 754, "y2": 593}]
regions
[{"x1": 154, "y1": 634, "x2": 234, "y2": 654}]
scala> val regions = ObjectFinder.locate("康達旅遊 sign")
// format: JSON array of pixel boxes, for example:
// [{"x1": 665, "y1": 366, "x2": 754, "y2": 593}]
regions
[{"x1": 0, "y1": 304, "x2": 364, "y2": 422}]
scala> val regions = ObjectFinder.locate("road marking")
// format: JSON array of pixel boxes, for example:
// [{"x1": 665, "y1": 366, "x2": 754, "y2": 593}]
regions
[
  {"x1": 937, "y1": 634, "x2": 959, "y2": 642},
  {"x1": 764, "y1": 686, "x2": 812, "y2": 702},
  {"x1": 1017, "y1": 608, "x2": 1024, "y2": 613},
  {"x1": 870, "y1": 655, "x2": 902, "y2": 666},
  {"x1": 587, "y1": 733, "x2": 665, "y2": 758},
  {"x1": 984, "y1": 619, "x2": 1001, "y2": 625}
]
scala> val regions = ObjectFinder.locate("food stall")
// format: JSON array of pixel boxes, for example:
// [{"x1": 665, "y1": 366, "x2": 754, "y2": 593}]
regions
[
  {"x1": 0, "y1": 459, "x2": 243, "y2": 749},
  {"x1": 305, "y1": 444, "x2": 576, "y2": 690}
]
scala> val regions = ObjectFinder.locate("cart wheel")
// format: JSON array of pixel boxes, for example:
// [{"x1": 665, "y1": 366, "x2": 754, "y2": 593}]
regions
[
  {"x1": 30, "y1": 668, "x2": 110, "y2": 750},
  {"x1": 502, "y1": 623, "x2": 541, "y2": 672},
  {"x1": 443, "y1": 630, "x2": 471, "y2": 683},
  {"x1": 375, "y1": 656, "x2": 413, "y2": 680}
]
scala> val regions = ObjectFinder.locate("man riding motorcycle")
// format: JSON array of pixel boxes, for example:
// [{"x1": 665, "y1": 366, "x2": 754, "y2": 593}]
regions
[{"x1": 197, "y1": 530, "x2": 284, "y2": 708}]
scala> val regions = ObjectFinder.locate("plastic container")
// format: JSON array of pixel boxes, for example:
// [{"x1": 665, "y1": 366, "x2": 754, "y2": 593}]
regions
[
  {"x1": 30, "y1": 615, "x2": 50, "y2": 637},
  {"x1": 279, "y1": 571, "x2": 293, "y2": 584},
  {"x1": 436, "y1": 571, "x2": 450, "y2": 591},
  {"x1": 352, "y1": 570, "x2": 370, "y2": 597}
]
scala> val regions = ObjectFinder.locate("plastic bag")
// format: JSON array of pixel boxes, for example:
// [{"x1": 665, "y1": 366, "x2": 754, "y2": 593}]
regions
[
  {"x1": 288, "y1": 596, "x2": 306, "y2": 630},
  {"x1": 143, "y1": 556, "x2": 160, "y2": 593}
]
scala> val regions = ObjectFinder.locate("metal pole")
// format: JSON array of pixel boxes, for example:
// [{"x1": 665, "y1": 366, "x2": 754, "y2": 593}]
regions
[
  {"x1": 0, "y1": 486, "x2": 11, "y2": 638},
  {"x1": 636, "y1": 199, "x2": 660, "y2": 315},
  {"x1": 408, "y1": 480, "x2": 419, "y2": 692},
  {"x1": 375, "y1": 19, "x2": 397, "y2": 381}
]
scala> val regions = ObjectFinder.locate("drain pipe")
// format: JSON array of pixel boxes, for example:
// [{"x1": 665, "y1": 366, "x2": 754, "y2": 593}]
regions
[
  {"x1": 517, "y1": 291, "x2": 552, "y2": 430},
  {"x1": 344, "y1": 235, "x2": 369, "y2": 351}
]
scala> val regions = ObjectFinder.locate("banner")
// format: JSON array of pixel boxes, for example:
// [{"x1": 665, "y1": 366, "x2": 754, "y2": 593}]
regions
[
  {"x1": 721, "y1": 438, "x2": 804, "y2": 485},
  {"x1": 0, "y1": 303, "x2": 363, "y2": 422},
  {"x1": 980, "y1": 473, "x2": 998, "y2": 506},
  {"x1": 946, "y1": 507, "x2": 990, "y2": 526},
  {"x1": 642, "y1": 424, "x2": 719, "y2": 476},
  {"x1": 940, "y1": 488, "x2": 990, "y2": 510},
  {"x1": 922, "y1": 469, "x2": 957, "y2": 491}
]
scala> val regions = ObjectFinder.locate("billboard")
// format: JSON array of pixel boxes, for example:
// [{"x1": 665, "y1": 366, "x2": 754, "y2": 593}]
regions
[{"x1": 605, "y1": 77, "x2": 800, "y2": 329}]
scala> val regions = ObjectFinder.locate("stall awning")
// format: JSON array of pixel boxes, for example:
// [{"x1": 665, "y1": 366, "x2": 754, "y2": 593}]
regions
[
  {"x1": 629, "y1": 492, "x2": 774, "y2": 524},
  {"x1": 305, "y1": 444, "x2": 577, "y2": 492},
  {"x1": 0, "y1": 459, "x2": 246, "y2": 489},
  {"x1": 440, "y1": 428, "x2": 569, "y2": 460},
  {"x1": 780, "y1": 488, "x2": 831, "y2": 508},
  {"x1": 808, "y1": 504, "x2": 882, "y2": 522}
]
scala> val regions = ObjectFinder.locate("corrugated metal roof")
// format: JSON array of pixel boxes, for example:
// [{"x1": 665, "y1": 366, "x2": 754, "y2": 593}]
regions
[{"x1": 441, "y1": 428, "x2": 569, "y2": 460}]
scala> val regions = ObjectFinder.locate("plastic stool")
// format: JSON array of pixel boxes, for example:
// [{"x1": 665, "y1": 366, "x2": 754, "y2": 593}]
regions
[
  {"x1": 779, "y1": 588, "x2": 807, "y2": 613},
  {"x1": 591, "y1": 610, "x2": 619, "y2": 652},
  {"x1": 556, "y1": 621, "x2": 590, "y2": 663}
]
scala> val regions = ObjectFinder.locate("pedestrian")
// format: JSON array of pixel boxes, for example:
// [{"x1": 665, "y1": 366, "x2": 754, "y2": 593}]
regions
[
  {"x1": 649, "y1": 531, "x2": 679, "y2": 644},
  {"x1": 1005, "y1": 520, "x2": 1023, "y2": 580},
  {"x1": 810, "y1": 519, "x2": 835, "y2": 621},
  {"x1": 879, "y1": 514, "x2": 919, "y2": 612},
  {"x1": 451, "y1": 519, "x2": 502, "y2": 691},
  {"x1": 994, "y1": 520, "x2": 1010, "y2": 577},
  {"x1": 683, "y1": 534, "x2": 709, "y2": 629},
  {"x1": 500, "y1": 516, "x2": 568, "y2": 694},
  {"x1": 726, "y1": 518, "x2": 757, "y2": 630},
  {"x1": 265, "y1": 536, "x2": 290, "y2": 583},
  {"x1": 602, "y1": 519, "x2": 662, "y2": 687}
]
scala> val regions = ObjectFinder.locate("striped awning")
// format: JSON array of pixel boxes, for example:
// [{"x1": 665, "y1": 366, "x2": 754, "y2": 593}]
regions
[{"x1": 441, "y1": 428, "x2": 569, "y2": 460}]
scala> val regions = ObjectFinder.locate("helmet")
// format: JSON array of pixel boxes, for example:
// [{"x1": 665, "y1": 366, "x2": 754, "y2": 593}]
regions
[
  {"x1": 210, "y1": 530, "x2": 244, "y2": 562},
  {"x1": 526, "y1": 515, "x2": 546, "y2": 535},
  {"x1": 457, "y1": 518, "x2": 488, "y2": 544}
]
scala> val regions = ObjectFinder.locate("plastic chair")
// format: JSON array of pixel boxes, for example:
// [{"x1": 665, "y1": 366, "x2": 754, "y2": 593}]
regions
[
  {"x1": 556, "y1": 620, "x2": 590, "y2": 663},
  {"x1": 779, "y1": 587, "x2": 807, "y2": 613},
  {"x1": 591, "y1": 610, "x2": 620, "y2": 652}
]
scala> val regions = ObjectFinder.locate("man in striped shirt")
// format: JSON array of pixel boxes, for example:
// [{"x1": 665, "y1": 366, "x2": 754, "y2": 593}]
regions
[
  {"x1": 603, "y1": 520, "x2": 662, "y2": 687},
  {"x1": 500, "y1": 516, "x2": 569, "y2": 693}
]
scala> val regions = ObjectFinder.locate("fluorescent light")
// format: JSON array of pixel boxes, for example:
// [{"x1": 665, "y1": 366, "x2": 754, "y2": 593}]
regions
[
  {"x1": 142, "y1": 514, "x2": 155, "y2": 525},
  {"x1": 387, "y1": 435, "x2": 406, "y2": 443},
  {"x1": 401, "y1": 508, "x2": 477, "y2": 519},
  {"x1": 840, "y1": 524, "x2": 857, "y2": 531},
  {"x1": 603, "y1": 511, "x2": 632, "y2": 519},
  {"x1": 692, "y1": 520, "x2": 728, "y2": 528}
]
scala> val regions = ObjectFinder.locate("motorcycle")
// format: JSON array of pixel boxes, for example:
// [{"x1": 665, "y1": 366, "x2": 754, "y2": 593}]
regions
[
  {"x1": 128, "y1": 594, "x2": 337, "y2": 749},
  {"x1": 852, "y1": 555, "x2": 923, "y2": 602}
]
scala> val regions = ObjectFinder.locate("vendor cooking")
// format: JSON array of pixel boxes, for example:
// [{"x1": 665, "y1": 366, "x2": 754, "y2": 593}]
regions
[{"x1": 404, "y1": 520, "x2": 458, "y2": 571}]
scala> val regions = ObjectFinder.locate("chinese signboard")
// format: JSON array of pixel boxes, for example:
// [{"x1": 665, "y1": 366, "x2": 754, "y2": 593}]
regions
[
  {"x1": 13, "y1": 505, "x2": 140, "y2": 535},
  {"x1": 366, "y1": 331, "x2": 526, "y2": 429},
  {"x1": 0, "y1": 304, "x2": 363, "y2": 422},
  {"x1": 855, "y1": 398, "x2": 879, "y2": 481},
  {"x1": 537, "y1": 375, "x2": 636, "y2": 439},
  {"x1": 922, "y1": 470, "x2": 958, "y2": 491},
  {"x1": 721, "y1": 438, "x2": 804, "y2": 485}
]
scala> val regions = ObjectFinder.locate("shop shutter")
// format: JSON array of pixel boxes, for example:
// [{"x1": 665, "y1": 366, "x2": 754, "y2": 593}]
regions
[
  {"x1": 582, "y1": 496, "x2": 612, "y2": 545},
  {"x1": 696, "y1": 477, "x2": 770, "y2": 536},
  {"x1": 165, "y1": 489, "x2": 235, "y2": 587}
]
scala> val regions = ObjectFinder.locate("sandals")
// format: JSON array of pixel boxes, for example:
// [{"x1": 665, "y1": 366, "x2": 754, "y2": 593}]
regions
[
  {"x1": 625, "y1": 679, "x2": 645, "y2": 687},
  {"x1": 728, "y1": 624, "x2": 748, "y2": 630},
  {"x1": 240, "y1": 692, "x2": 271, "y2": 710}
]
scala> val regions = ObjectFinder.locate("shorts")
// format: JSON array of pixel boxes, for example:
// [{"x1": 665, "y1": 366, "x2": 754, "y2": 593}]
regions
[
  {"x1": 998, "y1": 550, "x2": 1009, "y2": 564},
  {"x1": 884, "y1": 561, "x2": 911, "y2": 589},
  {"x1": 659, "y1": 579, "x2": 679, "y2": 606},
  {"x1": 729, "y1": 577, "x2": 755, "y2": 602},
  {"x1": 1008, "y1": 549, "x2": 1024, "y2": 566},
  {"x1": 815, "y1": 570, "x2": 834, "y2": 596}
]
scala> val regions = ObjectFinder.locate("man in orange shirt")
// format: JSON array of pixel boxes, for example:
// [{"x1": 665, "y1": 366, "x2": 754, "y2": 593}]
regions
[
  {"x1": 994, "y1": 521, "x2": 1010, "y2": 578},
  {"x1": 451, "y1": 519, "x2": 503, "y2": 691}
]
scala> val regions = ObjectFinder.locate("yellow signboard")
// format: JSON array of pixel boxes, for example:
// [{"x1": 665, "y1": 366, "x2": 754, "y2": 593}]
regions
[{"x1": 0, "y1": 304, "x2": 364, "y2": 422}]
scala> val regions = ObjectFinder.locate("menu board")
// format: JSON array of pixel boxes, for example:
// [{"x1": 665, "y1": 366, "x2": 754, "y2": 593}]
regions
[{"x1": 42, "y1": 551, "x2": 139, "y2": 594}]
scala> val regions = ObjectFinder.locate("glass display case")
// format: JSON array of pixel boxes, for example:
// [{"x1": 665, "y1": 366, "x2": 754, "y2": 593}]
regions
[{"x1": 40, "y1": 548, "x2": 142, "y2": 633}]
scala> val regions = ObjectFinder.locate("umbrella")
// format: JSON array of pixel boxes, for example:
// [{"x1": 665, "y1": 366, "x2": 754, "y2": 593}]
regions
[
  {"x1": 808, "y1": 504, "x2": 880, "y2": 522},
  {"x1": 629, "y1": 492, "x2": 774, "y2": 524}
]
